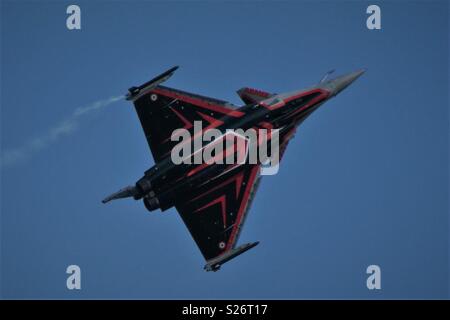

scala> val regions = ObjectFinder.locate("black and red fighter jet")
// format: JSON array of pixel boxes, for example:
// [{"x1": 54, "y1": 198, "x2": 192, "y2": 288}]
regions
[{"x1": 103, "y1": 66, "x2": 365, "y2": 271}]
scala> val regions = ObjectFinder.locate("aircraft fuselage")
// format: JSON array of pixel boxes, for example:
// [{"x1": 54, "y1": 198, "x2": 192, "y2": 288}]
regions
[{"x1": 128, "y1": 70, "x2": 365, "y2": 211}]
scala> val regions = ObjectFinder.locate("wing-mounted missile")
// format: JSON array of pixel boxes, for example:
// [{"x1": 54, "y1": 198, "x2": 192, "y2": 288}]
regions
[
  {"x1": 204, "y1": 241, "x2": 259, "y2": 272},
  {"x1": 126, "y1": 66, "x2": 179, "y2": 101}
]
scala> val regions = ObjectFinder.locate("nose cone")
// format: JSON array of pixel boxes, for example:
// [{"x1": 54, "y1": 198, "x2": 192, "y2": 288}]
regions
[{"x1": 328, "y1": 69, "x2": 365, "y2": 96}]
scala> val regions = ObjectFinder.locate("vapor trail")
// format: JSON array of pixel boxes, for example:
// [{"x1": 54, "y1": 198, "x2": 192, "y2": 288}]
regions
[{"x1": 1, "y1": 95, "x2": 124, "y2": 168}]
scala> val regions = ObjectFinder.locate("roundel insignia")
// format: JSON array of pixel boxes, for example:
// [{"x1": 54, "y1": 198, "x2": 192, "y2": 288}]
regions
[
  {"x1": 150, "y1": 94, "x2": 158, "y2": 101},
  {"x1": 219, "y1": 242, "x2": 226, "y2": 249}
]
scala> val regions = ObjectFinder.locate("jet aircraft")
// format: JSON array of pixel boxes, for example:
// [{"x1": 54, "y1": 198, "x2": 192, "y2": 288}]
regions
[{"x1": 103, "y1": 66, "x2": 365, "y2": 271}]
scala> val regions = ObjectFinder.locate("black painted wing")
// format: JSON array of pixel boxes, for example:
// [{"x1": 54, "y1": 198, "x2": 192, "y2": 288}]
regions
[
  {"x1": 176, "y1": 164, "x2": 261, "y2": 261},
  {"x1": 132, "y1": 85, "x2": 243, "y2": 162}
]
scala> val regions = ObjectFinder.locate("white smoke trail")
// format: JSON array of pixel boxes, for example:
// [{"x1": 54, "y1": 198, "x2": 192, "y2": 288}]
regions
[{"x1": 1, "y1": 95, "x2": 124, "y2": 168}]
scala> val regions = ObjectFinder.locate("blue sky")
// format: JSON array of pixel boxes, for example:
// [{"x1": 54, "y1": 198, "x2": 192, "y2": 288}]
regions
[{"x1": 1, "y1": 1, "x2": 448, "y2": 299}]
